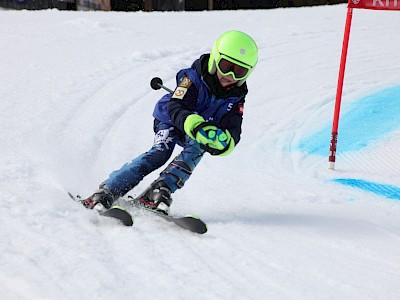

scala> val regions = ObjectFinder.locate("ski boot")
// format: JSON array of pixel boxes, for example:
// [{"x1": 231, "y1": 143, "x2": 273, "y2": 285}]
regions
[
  {"x1": 84, "y1": 184, "x2": 116, "y2": 212},
  {"x1": 138, "y1": 180, "x2": 173, "y2": 215}
]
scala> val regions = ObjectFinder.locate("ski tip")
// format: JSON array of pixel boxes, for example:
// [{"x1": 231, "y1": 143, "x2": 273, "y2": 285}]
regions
[
  {"x1": 195, "y1": 225, "x2": 208, "y2": 234},
  {"x1": 185, "y1": 214, "x2": 200, "y2": 219},
  {"x1": 111, "y1": 205, "x2": 127, "y2": 211},
  {"x1": 68, "y1": 192, "x2": 82, "y2": 201},
  {"x1": 184, "y1": 215, "x2": 208, "y2": 234},
  {"x1": 124, "y1": 217, "x2": 134, "y2": 227},
  {"x1": 201, "y1": 223, "x2": 208, "y2": 234},
  {"x1": 102, "y1": 207, "x2": 134, "y2": 226}
]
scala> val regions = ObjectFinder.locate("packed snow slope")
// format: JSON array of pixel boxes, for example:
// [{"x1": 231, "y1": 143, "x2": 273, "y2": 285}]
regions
[{"x1": 1, "y1": 5, "x2": 400, "y2": 300}]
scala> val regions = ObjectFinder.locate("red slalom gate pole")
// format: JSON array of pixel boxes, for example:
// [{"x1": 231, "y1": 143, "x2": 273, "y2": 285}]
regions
[{"x1": 328, "y1": 7, "x2": 353, "y2": 170}]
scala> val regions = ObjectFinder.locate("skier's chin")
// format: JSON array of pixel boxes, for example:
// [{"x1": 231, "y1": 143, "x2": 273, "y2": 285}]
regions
[{"x1": 219, "y1": 77, "x2": 237, "y2": 87}]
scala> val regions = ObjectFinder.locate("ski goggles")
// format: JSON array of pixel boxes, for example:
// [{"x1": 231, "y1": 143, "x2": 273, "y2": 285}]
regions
[{"x1": 215, "y1": 54, "x2": 252, "y2": 81}]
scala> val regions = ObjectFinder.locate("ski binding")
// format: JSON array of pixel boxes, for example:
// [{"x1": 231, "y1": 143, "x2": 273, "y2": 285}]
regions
[{"x1": 68, "y1": 192, "x2": 134, "y2": 226}]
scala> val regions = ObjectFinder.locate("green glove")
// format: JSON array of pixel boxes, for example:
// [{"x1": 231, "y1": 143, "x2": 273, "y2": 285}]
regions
[
  {"x1": 184, "y1": 114, "x2": 211, "y2": 141},
  {"x1": 219, "y1": 134, "x2": 235, "y2": 156},
  {"x1": 202, "y1": 128, "x2": 235, "y2": 156},
  {"x1": 184, "y1": 114, "x2": 235, "y2": 156},
  {"x1": 184, "y1": 114, "x2": 221, "y2": 146}
]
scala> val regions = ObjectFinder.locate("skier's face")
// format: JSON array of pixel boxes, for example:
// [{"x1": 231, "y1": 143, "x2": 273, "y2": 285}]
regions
[{"x1": 216, "y1": 70, "x2": 239, "y2": 87}]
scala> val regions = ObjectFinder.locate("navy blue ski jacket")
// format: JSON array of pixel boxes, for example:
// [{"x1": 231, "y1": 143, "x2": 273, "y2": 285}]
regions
[{"x1": 152, "y1": 54, "x2": 248, "y2": 145}]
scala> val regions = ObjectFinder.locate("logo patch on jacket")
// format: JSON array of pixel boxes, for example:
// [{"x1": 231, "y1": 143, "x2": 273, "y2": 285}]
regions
[
  {"x1": 179, "y1": 77, "x2": 192, "y2": 88},
  {"x1": 173, "y1": 87, "x2": 186, "y2": 99},
  {"x1": 238, "y1": 104, "x2": 244, "y2": 115},
  {"x1": 172, "y1": 77, "x2": 192, "y2": 100}
]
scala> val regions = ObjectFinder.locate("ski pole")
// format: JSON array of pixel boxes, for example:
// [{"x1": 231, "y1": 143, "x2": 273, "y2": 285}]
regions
[{"x1": 150, "y1": 77, "x2": 173, "y2": 94}]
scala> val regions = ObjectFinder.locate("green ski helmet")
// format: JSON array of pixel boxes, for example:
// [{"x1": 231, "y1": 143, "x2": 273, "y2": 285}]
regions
[{"x1": 208, "y1": 30, "x2": 258, "y2": 86}]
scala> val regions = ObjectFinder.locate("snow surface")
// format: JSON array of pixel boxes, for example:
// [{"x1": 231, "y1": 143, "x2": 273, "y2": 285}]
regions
[{"x1": 1, "y1": 5, "x2": 400, "y2": 300}]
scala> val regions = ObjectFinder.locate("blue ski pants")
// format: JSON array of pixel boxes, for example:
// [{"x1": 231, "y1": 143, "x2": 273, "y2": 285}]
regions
[{"x1": 104, "y1": 121, "x2": 205, "y2": 196}]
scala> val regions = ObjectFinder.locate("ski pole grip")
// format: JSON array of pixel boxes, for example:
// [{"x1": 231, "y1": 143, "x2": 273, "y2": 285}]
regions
[
  {"x1": 150, "y1": 77, "x2": 174, "y2": 94},
  {"x1": 150, "y1": 77, "x2": 163, "y2": 90}
]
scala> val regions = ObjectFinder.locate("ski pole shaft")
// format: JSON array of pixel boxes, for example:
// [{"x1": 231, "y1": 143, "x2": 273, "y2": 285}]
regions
[{"x1": 150, "y1": 77, "x2": 173, "y2": 94}]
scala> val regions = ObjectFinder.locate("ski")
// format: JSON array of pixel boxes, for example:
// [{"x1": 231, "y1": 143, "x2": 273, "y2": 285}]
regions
[
  {"x1": 124, "y1": 196, "x2": 207, "y2": 234},
  {"x1": 68, "y1": 192, "x2": 134, "y2": 226}
]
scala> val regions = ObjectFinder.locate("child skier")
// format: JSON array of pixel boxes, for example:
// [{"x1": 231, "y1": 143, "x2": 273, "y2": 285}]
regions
[{"x1": 84, "y1": 30, "x2": 258, "y2": 215}]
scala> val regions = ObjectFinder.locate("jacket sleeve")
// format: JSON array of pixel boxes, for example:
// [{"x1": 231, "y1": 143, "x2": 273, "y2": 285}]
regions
[
  {"x1": 167, "y1": 75, "x2": 198, "y2": 133},
  {"x1": 219, "y1": 102, "x2": 244, "y2": 145}
]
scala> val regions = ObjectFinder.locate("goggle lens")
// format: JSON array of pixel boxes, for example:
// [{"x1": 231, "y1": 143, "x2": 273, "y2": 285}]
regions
[{"x1": 217, "y1": 58, "x2": 250, "y2": 80}]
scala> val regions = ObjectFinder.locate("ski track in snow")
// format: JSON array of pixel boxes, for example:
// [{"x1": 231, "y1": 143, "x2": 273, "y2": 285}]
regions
[{"x1": 1, "y1": 6, "x2": 400, "y2": 300}]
